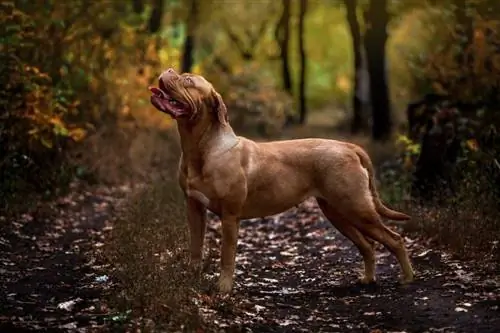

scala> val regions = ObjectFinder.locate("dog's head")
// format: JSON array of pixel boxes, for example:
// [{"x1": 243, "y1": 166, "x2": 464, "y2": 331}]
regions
[{"x1": 149, "y1": 68, "x2": 228, "y2": 125}]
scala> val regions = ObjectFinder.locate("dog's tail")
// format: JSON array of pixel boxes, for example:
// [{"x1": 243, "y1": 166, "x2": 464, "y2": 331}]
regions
[{"x1": 353, "y1": 146, "x2": 411, "y2": 221}]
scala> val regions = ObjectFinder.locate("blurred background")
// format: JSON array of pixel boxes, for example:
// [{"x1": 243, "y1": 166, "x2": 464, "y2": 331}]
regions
[{"x1": 1, "y1": 0, "x2": 499, "y2": 252}]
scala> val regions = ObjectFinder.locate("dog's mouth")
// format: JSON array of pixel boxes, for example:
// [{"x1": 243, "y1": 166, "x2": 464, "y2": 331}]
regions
[{"x1": 148, "y1": 86, "x2": 189, "y2": 119}]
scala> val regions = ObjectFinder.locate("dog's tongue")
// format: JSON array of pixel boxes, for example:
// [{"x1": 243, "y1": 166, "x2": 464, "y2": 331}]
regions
[{"x1": 149, "y1": 86, "x2": 162, "y2": 95}]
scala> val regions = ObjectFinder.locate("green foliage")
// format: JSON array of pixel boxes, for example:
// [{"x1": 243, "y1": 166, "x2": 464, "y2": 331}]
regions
[
  {"x1": 198, "y1": 1, "x2": 353, "y2": 110},
  {"x1": 396, "y1": 134, "x2": 421, "y2": 163}
]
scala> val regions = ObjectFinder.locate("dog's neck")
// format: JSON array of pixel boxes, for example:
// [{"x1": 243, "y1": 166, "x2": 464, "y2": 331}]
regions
[{"x1": 177, "y1": 120, "x2": 238, "y2": 170}]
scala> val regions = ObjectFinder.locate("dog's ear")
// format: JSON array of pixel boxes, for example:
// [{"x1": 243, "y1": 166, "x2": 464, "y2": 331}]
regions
[{"x1": 212, "y1": 90, "x2": 228, "y2": 125}]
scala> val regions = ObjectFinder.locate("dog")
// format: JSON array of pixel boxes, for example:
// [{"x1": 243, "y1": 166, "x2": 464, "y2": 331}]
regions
[{"x1": 149, "y1": 68, "x2": 415, "y2": 294}]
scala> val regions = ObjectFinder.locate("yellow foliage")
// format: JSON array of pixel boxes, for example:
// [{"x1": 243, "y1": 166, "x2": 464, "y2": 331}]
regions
[
  {"x1": 466, "y1": 139, "x2": 479, "y2": 152},
  {"x1": 69, "y1": 128, "x2": 87, "y2": 142},
  {"x1": 404, "y1": 6, "x2": 500, "y2": 103}
]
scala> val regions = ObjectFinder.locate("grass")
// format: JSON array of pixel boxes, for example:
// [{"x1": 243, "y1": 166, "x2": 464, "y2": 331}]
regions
[
  {"x1": 377, "y1": 158, "x2": 500, "y2": 264},
  {"x1": 99, "y1": 124, "x2": 219, "y2": 330},
  {"x1": 105, "y1": 177, "x2": 219, "y2": 331},
  {"x1": 405, "y1": 174, "x2": 500, "y2": 263}
]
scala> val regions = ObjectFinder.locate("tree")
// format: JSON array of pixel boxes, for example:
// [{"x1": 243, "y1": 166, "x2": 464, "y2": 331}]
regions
[
  {"x1": 297, "y1": 0, "x2": 308, "y2": 124},
  {"x1": 181, "y1": 0, "x2": 198, "y2": 72},
  {"x1": 364, "y1": 0, "x2": 392, "y2": 141},
  {"x1": 275, "y1": 0, "x2": 293, "y2": 94},
  {"x1": 132, "y1": 0, "x2": 144, "y2": 14},
  {"x1": 148, "y1": 0, "x2": 165, "y2": 33},
  {"x1": 343, "y1": 0, "x2": 370, "y2": 134}
]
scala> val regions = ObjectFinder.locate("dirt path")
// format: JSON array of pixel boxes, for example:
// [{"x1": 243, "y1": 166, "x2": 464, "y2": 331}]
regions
[
  {"x1": 1, "y1": 186, "x2": 499, "y2": 332},
  {"x1": 201, "y1": 200, "x2": 500, "y2": 333},
  {"x1": 0, "y1": 183, "x2": 129, "y2": 332}
]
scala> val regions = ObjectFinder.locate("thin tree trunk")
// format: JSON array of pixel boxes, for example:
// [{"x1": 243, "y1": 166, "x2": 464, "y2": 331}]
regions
[
  {"x1": 132, "y1": 0, "x2": 144, "y2": 14},
  {"x1": 344, "y1": 0, "x2": 369, "y2": 134},
  {"x1": 148, "y1": 0, "x2": 165, "y2": 33},
  {"x1": 181, "y1": 0, "x2": 198, "y2": 72},
  {"x1": 454, "y1": 0, "x2": 474, "y2": 88},
  {"x1": 364, "y1": 0, "x2": 392, "y2": 141},
  {"x1": 298, "y1": 0, "x2": 308, "y2": 125},
  {"x1": 276, "y1": 0, "x2": 292, "y2": 94},
  {"x1": 454, "y1": 0, "x2": 473, "y2": 43}
]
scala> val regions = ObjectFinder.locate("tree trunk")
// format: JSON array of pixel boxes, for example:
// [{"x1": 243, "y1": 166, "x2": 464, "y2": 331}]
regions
[
  {"x1": 454, "y1": 0, "x2": 473, "y2": 44},
  {"x1": 298, "y1": 0, "x2": 308, "y2": 125},
  {"x1": 275, "y1": 0, "x2": 293, "y2": 94},
  {"x1": 148, "y1": 0, "x2": 165, "y2": 33},
  {"x1": 344, "y1": 0, "x2": 369, "y2": 134},
  {"x1": 364, "y1": 0, "x2": 392, "y2": 141},
  {"x1": 454, "y1": 0, "x2": 474, "y2": 90},
  {"x1": 181, "y1": 0, "x2": 198, "y2": 72},
  {"x1": 132, "y1": 0, "x2": 144, "y2": 14}
]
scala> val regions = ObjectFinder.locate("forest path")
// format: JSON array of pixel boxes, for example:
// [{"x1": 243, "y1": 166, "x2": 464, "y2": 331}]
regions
[{"x1": 0, "y1": 182, "x2": 499, "y2": 332}]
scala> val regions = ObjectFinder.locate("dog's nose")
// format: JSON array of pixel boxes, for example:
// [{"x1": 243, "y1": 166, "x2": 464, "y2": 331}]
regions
[
  {"x1": 159, "y1": 68, "x2": 177, "y2": 79},
  {"x1": 162, "y1": 68, "x2": 177, "y2": 77},
  {"x1": 158, "y1": 68, "x2": 178, "y2": 89}
]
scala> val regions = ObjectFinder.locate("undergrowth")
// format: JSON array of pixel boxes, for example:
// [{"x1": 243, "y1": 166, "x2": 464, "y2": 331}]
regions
[
  {"x1": 378, "y1": 146, "x2": 500, "y2": 264},
  {"x1": 408, "y1": 169, "x2": 500, "y2": 263},
  {"x1": 105, "y1": 177, "x2": 218, "y2": 331}
]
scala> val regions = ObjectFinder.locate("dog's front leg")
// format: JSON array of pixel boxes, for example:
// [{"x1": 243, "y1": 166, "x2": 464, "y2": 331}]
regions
[
  {"x1": 186, "y1": 198, "x2": 207, "y2": 269},
  {"x1": 218, "y1": 214, "x2": 240, "y2": 294}
]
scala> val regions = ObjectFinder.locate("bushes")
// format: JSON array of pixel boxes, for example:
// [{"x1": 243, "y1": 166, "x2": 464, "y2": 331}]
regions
[
  {"x1": 379, "y1": 101, "x2": 500, "y2": 262},
  {"x1": 378, "y1": 0, "x2": 500, "y2": 261},
  {"x1": 0, "y1": 2, "x2": 86, "y2": 212},
  {"x1": 404, "y1": 1, "x2": 500, "y2": 106},
  {"x1": 0, "y1": 1, "x2": 167, "y2": 212},
  {"x1": 409, "y1": 163, "x2": 500, "y2": 261}
]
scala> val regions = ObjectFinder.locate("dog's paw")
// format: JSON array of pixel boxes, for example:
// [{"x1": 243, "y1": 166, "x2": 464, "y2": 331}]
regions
[
  {"x1": 399, "y1": 273, "x2": 415, "y2": 285},
  {"x1": 358, "y1": 276, "x2": 377, "y2": 285},
  {"x1": 217, "y1": 276, "x2": 233, "y2": 294}
]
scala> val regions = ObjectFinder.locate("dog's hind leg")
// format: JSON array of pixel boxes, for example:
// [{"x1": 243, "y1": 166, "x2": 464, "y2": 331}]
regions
[
  {"x1": 317, "y1": 198, "x2": 377, "y2": 284},
  {"x1": 319, "y1": 164, "x2": 414, "y2": 283},
  {"x1": 350, "y1": 205, "x2": 414, "y2": 284}
]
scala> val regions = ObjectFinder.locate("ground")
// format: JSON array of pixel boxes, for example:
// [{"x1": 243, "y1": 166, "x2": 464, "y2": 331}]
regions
[{"x1": 0, "y1": 182, "x2": 499, "y2": 333}]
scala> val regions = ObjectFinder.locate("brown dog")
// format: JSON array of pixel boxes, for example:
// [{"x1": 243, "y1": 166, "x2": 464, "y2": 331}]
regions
[{"x1": 149, "y1": 68, "x2": 415, "y2": 294}]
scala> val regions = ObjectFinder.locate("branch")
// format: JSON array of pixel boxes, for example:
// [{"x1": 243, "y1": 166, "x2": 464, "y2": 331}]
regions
[
  {"x1": 213, "y1": 55, "x2": 232, "y2": 74},
  {"x1": 221, "y1": 19, "x2": 253, "y2": 59},
  {"x1": 248, "y1": 14, "x2": 273, "y2": 49}
]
